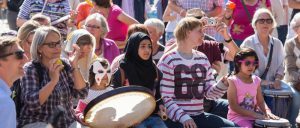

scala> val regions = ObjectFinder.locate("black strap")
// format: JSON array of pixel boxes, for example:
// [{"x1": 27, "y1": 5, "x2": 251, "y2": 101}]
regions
[
  {"x1": 260, "y1": 38, "x2": 274, "y2": 79},
  {"x1": 241, "y1": 0, "x2": 252, "y2": 22}
]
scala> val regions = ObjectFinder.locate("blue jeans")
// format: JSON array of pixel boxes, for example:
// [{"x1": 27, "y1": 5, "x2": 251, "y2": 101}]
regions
[
  {"x1": 207, "y1": 99, "x2": 229, "y2": 118},
  {"x1": 164, "y1": 112, "x2": 238, "y2": 128},
  {"x1": 135, "y1": 115, "x2": 167, "y2": 128},
  {"x1": 287, "y1": 85, "x2": 300, "y2": 128}
]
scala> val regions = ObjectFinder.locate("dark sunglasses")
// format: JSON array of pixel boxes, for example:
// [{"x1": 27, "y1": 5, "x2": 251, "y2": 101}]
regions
[
  {"x1": 0, "y1": 50, "x2": 25, "y2": 59},
  {"x1": 43, "y1": 41, "x2": 62, "y2": 48},
  {"x1": 239, "y1": 60, "x2": 259, "y2": 66},
  {"x1": 256, "y1": 18, "x2": 273, "y2": 24},
  {"x1": 194, "y1": 16, "x2": 203, "y2": 19},
  {"x1": 85, "y1": 24, "x2": 101, "y2": 29}
]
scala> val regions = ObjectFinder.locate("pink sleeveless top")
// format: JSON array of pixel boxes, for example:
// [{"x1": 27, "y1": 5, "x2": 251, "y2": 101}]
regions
[{"x1": 227, "y1": 75, "x2": 261, "y2": 122}]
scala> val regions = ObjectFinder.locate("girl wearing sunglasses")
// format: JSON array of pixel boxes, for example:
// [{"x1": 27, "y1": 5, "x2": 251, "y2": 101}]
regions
[{"x1": 227, "y1": 48, "x2": 279, "y2": 128}]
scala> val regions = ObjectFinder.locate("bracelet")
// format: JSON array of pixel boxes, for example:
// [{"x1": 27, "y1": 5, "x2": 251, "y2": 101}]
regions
[{"x1": 224, "y1": 37, "x2": 233, "y2": 43}]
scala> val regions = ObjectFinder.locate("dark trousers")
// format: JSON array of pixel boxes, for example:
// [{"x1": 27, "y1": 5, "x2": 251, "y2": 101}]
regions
[
  {"x1": 277, "y1": 25, "x2": 288, "y2": 45},
  {"x1": 164, "y1": 112, "x2": 238, "y2": 128}
]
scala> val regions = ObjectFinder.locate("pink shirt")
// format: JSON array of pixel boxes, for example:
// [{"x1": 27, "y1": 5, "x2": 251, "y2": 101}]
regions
[
  {"x1": 106, "y1": 5, "x2": 128, "y2": 41},
  {"x1": 227, "y1": 75, "x2": 261, "y2": 123},
  {"x1": 229, "y1": 0, "x2": 270, "y2": 40}
]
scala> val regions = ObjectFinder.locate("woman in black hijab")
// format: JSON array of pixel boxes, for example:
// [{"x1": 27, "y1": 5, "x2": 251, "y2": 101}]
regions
[
  {"x1": 111, "y1": 32, "x2": 167, "y2": 128},
  {"x1": 112, "y1": 32, "x2": 157, "y2": 88}
]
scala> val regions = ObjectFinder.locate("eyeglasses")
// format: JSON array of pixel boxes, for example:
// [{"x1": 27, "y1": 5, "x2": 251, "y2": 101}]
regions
[
  {"x1": 0, "y1": 50, "x2": 25, "y2": 60},
  {"x1": 256, "y1": 18, "x2": 273, "y2": 24},
  {"x1": 239, "y1": 60, "x2": 259, "y2": 67},
  {"x1": 43, "y1": 41, "x2": 62, "y2": 48},
  {"x1": 84, "y1": 24, "x2": 101, "y2": 29}
]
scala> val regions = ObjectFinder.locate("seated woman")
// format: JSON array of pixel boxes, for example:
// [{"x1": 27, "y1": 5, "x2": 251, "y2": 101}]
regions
[
  {"x1": 241, "y1": 8, "x2": 299, "y2": 127},
  {"x1": 84, "y1": 13, "x2": 119, "y2": 63},
  {"x1": 18, "y1": 26, "x2": 89, "y2": 128},
  {"x1": 111, "y1": 32, "x2": 167, "y2": 128},
  {"x1": 17, "y1": 20, "x2": 40, "y2": 61},
  {"x1": 110, "y1": 24, "x2": 149, "y2": 73},
  {"x1": 77, "y1": 0, "x2": 139, "y2": 49},
  {"x1": 284, "y1": 12, "x2": 300, "y2": 128}
]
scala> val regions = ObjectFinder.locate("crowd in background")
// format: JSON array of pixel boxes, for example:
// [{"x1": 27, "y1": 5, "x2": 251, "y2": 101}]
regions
[{"x1": 1, "y1": 0, "x2": 300, "y2": 128}]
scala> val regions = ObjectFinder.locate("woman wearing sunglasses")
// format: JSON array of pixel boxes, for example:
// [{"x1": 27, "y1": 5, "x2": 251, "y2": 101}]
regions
[
  {"x1": 227, "y1": 48, "x2": 279, "y2": 127},
  {"x1": 18, "y1": 26, "x2": 89, "y2": 128},
  {"x1": 284, "y1": 12, "x2": 300, "y2": 128},
  {"x1": 241, "y1": 8, "x2": 300, "y2": 128}
]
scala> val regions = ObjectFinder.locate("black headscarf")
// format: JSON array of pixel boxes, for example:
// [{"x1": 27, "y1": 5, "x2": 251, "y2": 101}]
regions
[{"x1": 120, "y1": 32, "x2": 156, "y2": 90}]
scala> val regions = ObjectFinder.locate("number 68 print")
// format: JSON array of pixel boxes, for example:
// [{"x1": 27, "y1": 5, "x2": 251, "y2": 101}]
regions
[{"x1": 174, "y1": 64, "x2": 207, "y2": 99}]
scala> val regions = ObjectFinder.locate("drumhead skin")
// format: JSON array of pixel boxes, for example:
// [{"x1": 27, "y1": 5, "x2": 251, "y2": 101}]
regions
[
  {"x1": 255, "y1": 118, "x2": 290, "y2": 127},
  {"x1": 263, "y1": 81, "x2": 293, "y2": 97},
  {"x1": 84, "y1": 86, "x2": 156, "y2": 128}
]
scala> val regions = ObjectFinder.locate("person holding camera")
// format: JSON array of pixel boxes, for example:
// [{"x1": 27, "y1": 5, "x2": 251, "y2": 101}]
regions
[{"x1": 158, "y1": 17, "x2": 238, "y2": 128}]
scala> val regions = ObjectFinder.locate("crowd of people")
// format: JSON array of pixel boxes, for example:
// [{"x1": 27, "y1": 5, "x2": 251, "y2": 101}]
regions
[{"x1": 1, "y1": 0, "x2": 300, "y2": 128}]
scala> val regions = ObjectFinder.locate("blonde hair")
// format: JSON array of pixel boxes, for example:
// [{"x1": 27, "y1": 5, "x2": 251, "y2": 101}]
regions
[
  {"x1": 17, "y1": 20, "x2": 40, "y2": 46},
  {"x1": 174, "y1": 17, "x2": 202, "y2": 41}
]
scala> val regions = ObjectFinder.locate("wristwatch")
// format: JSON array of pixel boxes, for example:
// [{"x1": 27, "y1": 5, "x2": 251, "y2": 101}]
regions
[{"x1": 224, "y1": 37, "x2": 233, "y2": 43}]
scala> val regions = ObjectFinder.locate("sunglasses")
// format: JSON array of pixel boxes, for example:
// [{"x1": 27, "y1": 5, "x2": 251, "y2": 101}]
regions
[
  {"x1": 0, "y1": 50, "x2": 25, "y2": 60},
  {"x1": 43, "y1": 41, "x2": 62, "y2": 48},
  {"x1": 239, "y1": 60, "x2": 258, "y2": 66},
  {"x1": 256, "y1": 18, "x2": 273, "y2": 24},
  {"x1": 85, "y1": 24, "x2": 101, "y2": 29}
]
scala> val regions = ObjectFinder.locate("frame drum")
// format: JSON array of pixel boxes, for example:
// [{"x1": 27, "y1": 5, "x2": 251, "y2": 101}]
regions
[{"x1": 83, "y1": 86, "x2": 156, "y2": 128}]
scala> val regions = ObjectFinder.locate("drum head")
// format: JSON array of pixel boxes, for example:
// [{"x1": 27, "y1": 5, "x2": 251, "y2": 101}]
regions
[
  {"x1": 83, "y1": 86, "x2": 156, "y2": 128},
  {"x1": 263, "y1": 82, "x2": 293, "y2": 97},
  {"x1": 255, "y1": 118, "x2": 290, "y2": 127}
]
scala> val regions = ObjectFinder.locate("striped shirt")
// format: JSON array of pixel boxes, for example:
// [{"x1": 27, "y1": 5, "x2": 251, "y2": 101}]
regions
[
  {"x1": 18, "y1": 60, "x2": 89, "y2": 128},
  {"x1": 157, "y1": 49, "x2": 228, "y2": 123},
  {"x1": 18, "y1": 0, "x2": 70, "y2": 37}
]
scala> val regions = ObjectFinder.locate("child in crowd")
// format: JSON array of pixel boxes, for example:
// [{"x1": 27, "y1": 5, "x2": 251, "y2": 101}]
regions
[
  {"x1": 227, "y1": 48, "x2": 279, "y2": 127},
  {"x1": 75, "y1": 58, "x2": 113, "y2": 124}
]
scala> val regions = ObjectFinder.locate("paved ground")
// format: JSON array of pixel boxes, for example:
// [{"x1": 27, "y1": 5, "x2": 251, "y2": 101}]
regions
[{"x1": 0, "y1": 19, "x2": 9, "y2": 32}]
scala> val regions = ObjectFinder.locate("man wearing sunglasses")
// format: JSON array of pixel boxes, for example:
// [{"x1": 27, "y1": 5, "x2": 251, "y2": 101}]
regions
[{"x1": 0, "y1": 36, "x2": 28, "y2": 128}]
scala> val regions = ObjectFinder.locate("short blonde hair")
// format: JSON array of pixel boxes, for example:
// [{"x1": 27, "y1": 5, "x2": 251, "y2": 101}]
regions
[
  {"x1": 251, "y1": 8, "x2": 277, "y2": 30},
  {"x1": 17, "y1": 20, "x2": 40, "y2": 46},
  {"x1": 174, "y1": 17, "x2": 202, "y2": 41}
]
